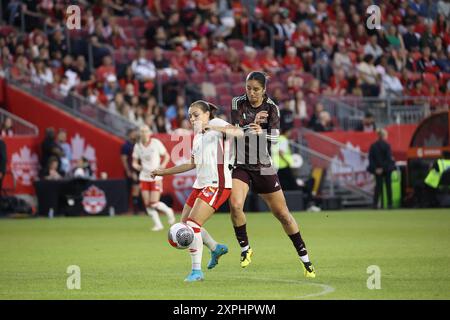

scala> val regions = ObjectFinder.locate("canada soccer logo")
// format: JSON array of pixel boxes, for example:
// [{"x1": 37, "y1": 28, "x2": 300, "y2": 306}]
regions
[
  {"x1": 82, "y1": 185, "x2": 107, "y2": 214},
  {"x1": 10, "y1": 146, "x2": 40, "y2": 186}
]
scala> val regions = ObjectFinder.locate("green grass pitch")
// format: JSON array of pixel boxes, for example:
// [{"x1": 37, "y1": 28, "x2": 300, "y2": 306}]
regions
[{"x1": 0, "y1": 209, "x2": 449, "y2": 300}]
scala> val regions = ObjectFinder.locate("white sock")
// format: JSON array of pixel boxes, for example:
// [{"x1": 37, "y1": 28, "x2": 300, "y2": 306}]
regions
[
  {"x1": 146, "y1": 207, "x2": 163, "y2": 228},
  {"x1": 241, "y1": 245, "x2": 249, "y2": 253},
  {"x1": 300, "y1": 254, "x2": 310, "y2": 264},
  {"x1": 154, "y1": 202, "x2": 175, "y2": 220},
  {"x1": 186, "y1": 220, "x2": 203, "y2": 271},
  {"x1": 201, "y1": 228, "x2": 217, "y2": 251}
]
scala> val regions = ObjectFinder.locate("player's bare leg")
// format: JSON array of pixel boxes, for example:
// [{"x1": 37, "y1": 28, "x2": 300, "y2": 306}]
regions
[
  {"x1": 260, "y1": 190, "x2": 316, "y2": 278},
  {"x1": 184, "y1": 199, "x2": 216, "y2": 282},
  {"x1": 150, "y1": 181, "x2": 175, "y2": 225},
  {"x1": 229, "y1": 179, "x2": 253, "y2": 268},
  {"x1": 181, "y1": 203, "x2": 228, "y2": 270},
  {"x1": 141, "y1": 190, "x2": 163, "y2": 231}
]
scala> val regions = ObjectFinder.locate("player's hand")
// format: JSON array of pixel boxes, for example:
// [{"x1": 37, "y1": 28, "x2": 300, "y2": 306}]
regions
[
  {"x1": 248, "y1": 123, "x2": 263, "y2": 135},
  {"x1": 254, "y1": 111, "x2": 268, "y2": 125},
  {"x1": 150, "y1": 169, "x2": 164, "y2": 179},
  {"x1": 375, "y1": 168, "x2": 383, "y2": 175}
]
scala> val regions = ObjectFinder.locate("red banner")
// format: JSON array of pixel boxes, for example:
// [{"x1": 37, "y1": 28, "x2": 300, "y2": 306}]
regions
[
  {"x1": 2, "y1": 136, "x2": 40, "y2": 195},
  {"x1": 5, "y1": 85, "x2": 125, "y2": 179}
]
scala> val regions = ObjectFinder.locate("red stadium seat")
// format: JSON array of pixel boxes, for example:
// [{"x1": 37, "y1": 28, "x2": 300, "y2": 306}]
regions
[
  {"x1": 190, "y1": 73, "x2": 207, "y2": 84},
  {"x1": 123, "y1": 27, "x2": 135, "y2": 39},
  {"x1": 114, "y1": 17, "x2": 130, "y2": 28},
  {"x1": 227, "y1": 72, "x2": 244, "y2": 84},
  {"x1": 135, "y1": 27, "x2": 146, "y2": 38},
  {"x1": 215, "y1": 83, "x2": 231, "y2": 96},
  {"x1": 131, "y1": 17, "x2": 147, "y2": 29},
  {"x1": 218, "y1": 95, "x2": 233, "y2": 108},
  {"x1": 227, "y1": 39, "x2": 245, "y2": 51},
  {"x1": 0, "y1": 25, "x2": 15, "y2": 36},
  {"x1": 113, "y1": 50, "x2": 126, "y2": 64},
  {"x1": 125, "y1": 38, "x2": 138, "y2": 48},
  {"x1": 145, "y1": 50, "x2": 153, "y2": 61},
  {"x1": 127, "y1": 49, "x2": 137, "y2": 62},
  {"x1": 164, "y1": 50, "x2": 176, "y2": 61},
  {"x1": 208, "y1": 72, "x2": 226, "y2": 84},
  {"x1": 231, "y1": 83, "x2": 243, "y2": 96},
  {"x1": 423, "y1": 72, "x2": 438, "y2": 85}
]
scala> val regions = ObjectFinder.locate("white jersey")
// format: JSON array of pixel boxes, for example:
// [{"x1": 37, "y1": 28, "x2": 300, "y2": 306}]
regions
[
  {"x1": 192, "y1": 118, "x2": 234, "y2": 189},
  {"x1": 132, "y1": 136, "x2": 167, "y2": 182}
]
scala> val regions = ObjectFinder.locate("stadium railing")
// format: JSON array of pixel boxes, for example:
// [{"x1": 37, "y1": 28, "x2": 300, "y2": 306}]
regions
[
  {"x1": 0, "y1": 107, "x2": 39, "y2": 136},
  {"x1": 314, "y1": 95, "x2": 449, "y2": 130},
  {"x1": 2, "y1": 66, "x2": 136, "y2": 139}
]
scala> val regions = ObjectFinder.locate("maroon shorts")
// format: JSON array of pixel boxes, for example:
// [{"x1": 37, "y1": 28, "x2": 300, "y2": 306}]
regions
[{"x1": 232, "y1": 167, "x2": 281, "y2": 194}]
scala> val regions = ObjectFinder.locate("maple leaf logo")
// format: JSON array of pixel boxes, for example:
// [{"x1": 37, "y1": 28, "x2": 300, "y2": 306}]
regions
[
  {"x1": 331, "y1": 142, "x2": 374, "y2": 192},
  {"x1": 10, "y1": 146, "x2": 40, "y2": 186},
  {"x1": 70, "y1": 133, "x2": 97, "y2": 177}
]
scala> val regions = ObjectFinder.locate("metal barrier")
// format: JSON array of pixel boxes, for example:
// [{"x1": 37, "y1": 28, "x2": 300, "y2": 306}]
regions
[
  {"x1": 0, "y1": 107, "x2": 39, "y2": 136},
  {"x1": 3, "y1": 66, "x2": 136, "y2": 139},
  {"x1": 318, "y1": 95, "x2": 449, "y2": 129}
]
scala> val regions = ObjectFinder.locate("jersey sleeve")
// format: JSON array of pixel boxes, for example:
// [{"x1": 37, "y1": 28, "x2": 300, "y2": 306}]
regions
[
  {"x1": 155, "y1": 139, "x2": 168, "y2": 156},
  {"x1": 267, "y1": 103, "x2": 280, "y2": 144},
  {"x1": 209, "y1": 117, "x2": 230, "y2": 127}
]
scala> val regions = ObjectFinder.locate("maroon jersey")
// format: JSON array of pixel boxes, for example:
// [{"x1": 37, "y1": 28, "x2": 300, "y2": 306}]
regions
[{"x1": 230, "y1": 94, "x2": 280, "y2": 171}]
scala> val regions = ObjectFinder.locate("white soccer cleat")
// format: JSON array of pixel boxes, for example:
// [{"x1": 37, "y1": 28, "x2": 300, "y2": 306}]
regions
[
  {"x1": 151, "y1": 225, "x2": 164, "y2": 232},
  {"x1": 167, "y1": 209, "x2": 176, "y2": 225}
]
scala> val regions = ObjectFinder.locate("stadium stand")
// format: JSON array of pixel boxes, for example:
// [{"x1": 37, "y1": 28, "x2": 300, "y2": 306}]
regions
[{"x1": 0, "y1": 0, "x2": 449, "y2": 211}]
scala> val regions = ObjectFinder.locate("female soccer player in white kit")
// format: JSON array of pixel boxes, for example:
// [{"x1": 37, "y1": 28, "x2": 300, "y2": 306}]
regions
[
  {"x1": 151, "y1": 100, "x2": 243, "y2": 282},
  {"x1": 132, "y1": 125, "x2": 175, "y2": 231}
]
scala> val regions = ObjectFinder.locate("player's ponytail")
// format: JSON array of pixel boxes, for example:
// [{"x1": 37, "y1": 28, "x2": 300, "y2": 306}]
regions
[{"x1": 190, "y1": 100, "x2": 219, "y2": 120}]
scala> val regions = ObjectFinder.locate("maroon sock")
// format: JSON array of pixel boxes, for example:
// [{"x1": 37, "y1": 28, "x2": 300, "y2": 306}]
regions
[
  {"x1": 289, "y1": 232, "x2": 308, "y2": 257},
  {"x1": 233, "y1": 224, "x2": 249, "y2": 248}
]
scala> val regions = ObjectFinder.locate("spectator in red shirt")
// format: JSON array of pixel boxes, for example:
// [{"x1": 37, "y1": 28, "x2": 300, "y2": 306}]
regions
[
  {"x1": 170, "y1": 45, "x2": 189, "y2": 73},
  {"x1": 260, "y1": 46, "x2": 282, "y2": 75},
  {"x1": 329, "y1": 67, "x2": 348, "y2": 96},
  {"x1": 240, "y1": 46, "x2": 262, "y2": 74},
  {"x1": 96, "y1": 55, "x2": 116, "y2": 83},
  {"x1": 282, "y1": 46, "x2": 303, "y2": 72}
]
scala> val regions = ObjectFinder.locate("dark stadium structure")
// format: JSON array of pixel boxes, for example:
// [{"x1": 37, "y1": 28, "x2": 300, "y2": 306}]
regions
[{"x1": 406, "y1": 110, "x2": 450, "y2": 206}]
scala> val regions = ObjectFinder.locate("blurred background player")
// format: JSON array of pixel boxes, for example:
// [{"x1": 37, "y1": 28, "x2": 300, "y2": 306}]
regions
[
  {"x1": 229, "y1": 71, "x2": 315, "y2": 278},
  {"x1": 152, "y1": 100, "x2": 243, "y2": 282},
  {"x1": 121, "y1": 128, "x2": 141, "y2": 214},
  {"x1": 132, "y1": 125, "x2": 175, "y2": 231}
]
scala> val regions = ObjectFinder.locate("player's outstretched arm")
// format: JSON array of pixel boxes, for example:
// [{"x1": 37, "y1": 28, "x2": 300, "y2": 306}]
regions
[
  {"x1": 205, "y1": 125, "x2": 244, "y2": 137},
  {"x1": 151, "y1": 162, "x2": 195, "y2": 178}
]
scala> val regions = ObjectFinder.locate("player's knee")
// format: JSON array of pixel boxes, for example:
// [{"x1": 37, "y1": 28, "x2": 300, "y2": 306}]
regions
[
  {"x1": 148, "y1": 201, "x2": 158, "y2": 208},
  {"x1": 274, "y1": 211, "x2": 293, "y2": 226},
  {"x1": 229, "y1": 199, "x2": 244, "y2": 215}
]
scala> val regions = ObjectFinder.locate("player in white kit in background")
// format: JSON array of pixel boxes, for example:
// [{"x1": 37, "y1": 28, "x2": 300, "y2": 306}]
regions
[
  {"x1": 152, "y1": 100, "x2": 243, "y2": 282},
  {"x1": 132, "y1": 125, "x2": 175, "y2": 231}
]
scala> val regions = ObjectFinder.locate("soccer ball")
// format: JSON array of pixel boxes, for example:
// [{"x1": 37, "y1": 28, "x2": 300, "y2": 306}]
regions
[{"x1": 168, "y1": 223, "x2": 194, "y2": 249}]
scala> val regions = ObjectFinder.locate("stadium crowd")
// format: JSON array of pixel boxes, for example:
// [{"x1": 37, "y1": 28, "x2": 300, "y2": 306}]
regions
[{"x1": 0, "y1": 0, "x2": 449, "y2": 135}]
